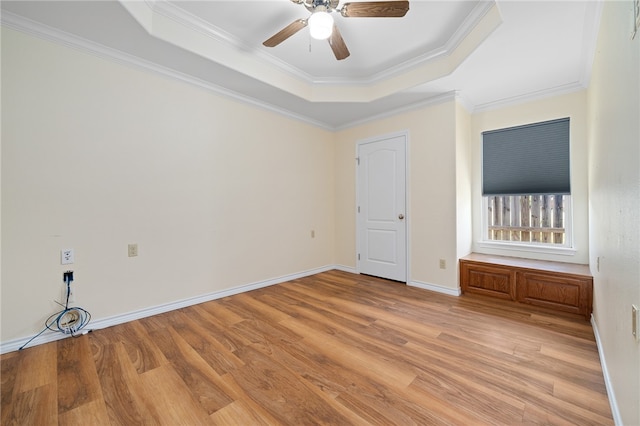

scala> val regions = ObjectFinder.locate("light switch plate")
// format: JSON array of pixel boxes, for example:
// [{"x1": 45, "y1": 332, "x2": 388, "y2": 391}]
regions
[{"x1": 128, "y1": 243, "x2": 138, "y2": 257}]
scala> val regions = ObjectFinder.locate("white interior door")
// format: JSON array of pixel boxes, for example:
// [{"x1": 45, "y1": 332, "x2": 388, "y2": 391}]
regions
[{"x1": 357, "y1": 133, "x2": 407, "y2": 282}]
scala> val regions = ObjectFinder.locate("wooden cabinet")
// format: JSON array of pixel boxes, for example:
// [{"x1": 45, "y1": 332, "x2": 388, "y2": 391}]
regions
[
  {"x1": 461, "y1": 262, "x2": 516, "y2": 300},
  {"x1": 460, "y1": 253, "x2": 593, "y2": 320}
]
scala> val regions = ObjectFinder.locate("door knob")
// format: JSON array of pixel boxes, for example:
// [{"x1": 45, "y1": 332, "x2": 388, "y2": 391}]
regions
[{"x1": 398, "y1": 214, "x2": 404, "y2": 220}]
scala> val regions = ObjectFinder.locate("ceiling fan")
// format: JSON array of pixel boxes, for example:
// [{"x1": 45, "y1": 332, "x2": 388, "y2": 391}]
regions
[{"x1": 263, "y1": 0, "x2": 410, "y2": 60}]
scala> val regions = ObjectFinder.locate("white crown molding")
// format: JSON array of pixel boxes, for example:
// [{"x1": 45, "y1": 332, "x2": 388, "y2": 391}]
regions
[
  {"x1": 0, "y1": 11, "x2": 333, "y2": 130},
  {"x1": 454, "y1": 90, "x2": 474, "y2": 113},
  {"x1": 337, "y1": 91, "x2": 459, "y2": 131},
  {"x1": 362, "y1": 0, "x2": 498, "y2": 85},
  {"x1": 471, "y1": 81, "x2": 587, "y2": 114},
  {"x1": 145, "y1": 0, "x2": 318, "y2": 83},
  {"x1": 444, "y1": 1, "x2": 497, "y2": 57},
  {"x1": 148, "y1": 0, "x2": 238, "y2": 47},
  {"x1": 0, "y1": 264, "x2": 336, "y2": 354}
]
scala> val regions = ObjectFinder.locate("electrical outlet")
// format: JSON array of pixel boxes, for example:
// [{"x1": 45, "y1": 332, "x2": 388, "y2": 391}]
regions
[
  {"x1": 439, "y1": 259, "x2": 446, "y2": 269},
  {"x1": 61, "y1": 249, "x2": 74, "y2": 265},
  {"x1": 128, "y1": 243, "x2": 138, "y2": 257}
]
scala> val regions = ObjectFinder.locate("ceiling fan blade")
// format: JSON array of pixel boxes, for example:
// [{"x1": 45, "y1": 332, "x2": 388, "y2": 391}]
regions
[
  {"x1": 341, "y1": 1, "x2": 409, "y2": 18},
  {"x1": 328, "y1": 24, "x2": 350, "y2": 60},
  {"x1": 263, "y1": 19, "x2": 307, "y2": 47}
]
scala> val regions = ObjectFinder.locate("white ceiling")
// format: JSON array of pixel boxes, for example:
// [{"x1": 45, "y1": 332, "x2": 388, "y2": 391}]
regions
[{"x1": 1, "y1": 0, "x2": 602, "y2": 129}]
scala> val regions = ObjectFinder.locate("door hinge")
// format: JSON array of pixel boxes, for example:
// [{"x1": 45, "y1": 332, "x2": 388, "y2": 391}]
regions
[
  {"x1": 357, "y1": 206, "x2": 360, "y2": 213},
  {"x1": 358, "y1": 253, "x2": 360, "y2": 260},
  {"x1": 356, "y1": 157, "x2": 360, "y2": 165}
]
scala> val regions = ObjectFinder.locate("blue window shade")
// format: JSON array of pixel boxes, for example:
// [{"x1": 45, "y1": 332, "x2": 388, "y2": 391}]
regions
[{"x1": 482, "y1": 118, "x2": 570, "y2": 196}]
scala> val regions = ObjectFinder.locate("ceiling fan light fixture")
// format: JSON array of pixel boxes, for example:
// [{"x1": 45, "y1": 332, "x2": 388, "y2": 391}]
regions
[{"x1": 308, "y1": 9, "x2": 333, "y2": 40}]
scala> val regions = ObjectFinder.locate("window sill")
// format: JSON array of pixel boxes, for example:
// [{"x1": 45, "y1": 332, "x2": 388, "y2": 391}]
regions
[{"x1": 477, "y1": 241, "x2": 577, "y2": 257}]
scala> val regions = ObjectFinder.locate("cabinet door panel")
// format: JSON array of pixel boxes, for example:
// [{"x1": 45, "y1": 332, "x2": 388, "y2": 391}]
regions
[
  {"x1": 516, "y1": 271, "x2": 591, "y2": 317},
  {"x1": 461, "y1": 262, "x2": 515, "y2": 300}
]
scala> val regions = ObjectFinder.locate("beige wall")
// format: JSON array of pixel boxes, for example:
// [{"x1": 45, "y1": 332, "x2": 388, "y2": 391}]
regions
[
  {"x1": 1, "y1": 28, "x2": 335, "y2": 342},
  {"x1": 470, "y1": 91, "x2": 590, "y2": 264},
  {"x1": 455, "y1": 102, "x2": 473, "y2": 262},
  {"x1": 587, "y1": 1, "x2": 640, "y2": 424},
  {"x1": 334, "y1": 100, "x2": 461, "y2": 291}
]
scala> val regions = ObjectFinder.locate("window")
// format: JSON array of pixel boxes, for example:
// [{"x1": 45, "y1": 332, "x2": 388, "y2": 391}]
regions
[
  {"x1": 481, "y1": 118, "x2": 572, "y2": 248},
  {"x1": 484, "y1": 194, "x2": 570, "y2": 245}
]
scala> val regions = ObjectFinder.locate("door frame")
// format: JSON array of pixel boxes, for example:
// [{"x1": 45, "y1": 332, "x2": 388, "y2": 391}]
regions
[{"x1": 355, "y1": 130, "x2": 410, "y2": 283}]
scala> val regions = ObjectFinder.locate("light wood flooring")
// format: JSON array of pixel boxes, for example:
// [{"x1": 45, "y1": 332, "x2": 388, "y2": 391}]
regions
[{"x1": 1, "y1": 270, "x2": 613, "y2": 425}]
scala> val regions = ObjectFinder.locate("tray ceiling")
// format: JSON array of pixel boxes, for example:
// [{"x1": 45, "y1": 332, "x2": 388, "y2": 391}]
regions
[{"x1": 1, "y1": 1, "x2": 602, "y2": 129}]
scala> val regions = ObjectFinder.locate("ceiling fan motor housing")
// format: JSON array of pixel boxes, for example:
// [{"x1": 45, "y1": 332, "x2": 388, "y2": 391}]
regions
[{"x1": 305, "y1": 0, "x2": 335, "y2": 13}]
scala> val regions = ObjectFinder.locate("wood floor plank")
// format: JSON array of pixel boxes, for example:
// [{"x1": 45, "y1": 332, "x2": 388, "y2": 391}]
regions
[
  {"x1": 274, "y1": 282, "x2": 379, "y2": 326},
  {"x1": 552, "y1": 378, "x2": 613, "y2": 418},
  {"x1": 244, "y1": 332, "x2": 410, "y2": 425},
  {"x1": 197, "y1": 302, "x2": 246, "y2": 327},
  {"x1": 540, "y1": 340, "x2": 604, "y2": 370},
  {"x1": 216, "y1": 373, "x2": 283, "y2": 424},
  {"x1": 138, "y1": 364, "x2": 213, "y2": 424},
  {"x1": 92, "y1": 341, "x2": 159, "y2": 425},
  {"x1": 208, "y1": 400, "x2": 272, "y2": 425},
  {"x1": 148, "y1": 326, "x2": 234, "y2": 415},
  {"x1": 189, "y1": 304, "x2": 255, "y2": 352},
  {"x1": 58, "y1": 398, "x2": 111, "y2": 426},
  {"x1": 0, "y1": 270, "x2": 613, "y2": 425},
  {"x1": 259, "y1": 290, "x2": 410, "y2": 350},
  {"x1": 409, "y1": 372, "x2": 526, "y2": 424},
  {"x1": 13, "y1": 342, "x2": 58, "y2": 394},
  {"x1": 0, "y1": 352, "x2": 20, "y2": 425},
  {"x1": 230, "y1": 317, "x2": 303, "y2": 351},
  {"x1": 219, "y1": 292, "x2": 292, "y2": 324},
  {"x1": 113, "y1": 321, "x2": 167, "y2": 374},
  {"x1": 5, "y1": 384, "x2": 58, "y2": 426},
  {"x1": 437, "y1": 332, "x2": 607, "y2": 393},
  {"x1": 165, "y1": 309, "x2": 246, "y2": 375},
  {"x1": 227, "y1": 344, "x2": 356, "y2": 425},
  {"x1": 280, "y1": 316, "x2": 417, "y2": 388},
  {"x1": 248, "y1": 336, "x2": 349, "y2": 399},
  {"x1": 522, "y1": 403, "x2": 579, "y2": 426},
  {"x1": 56, "y1": 335, "x2": 103, "y2": 415}
]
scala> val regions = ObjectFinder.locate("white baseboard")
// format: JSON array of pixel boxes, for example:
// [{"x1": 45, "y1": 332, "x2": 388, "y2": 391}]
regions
[
  {"x1": 408, "y1": 280, "x2": 461, "y2": 296},
  {"x1": 333, "y1": 264, "x2": 357, "y2": 274},
  {"x1": 0, "y1": 264, "x2": 334, "y2": 354},
  {"x1": 591, "y1": 315, "x2": 623, "y2": 426}
]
